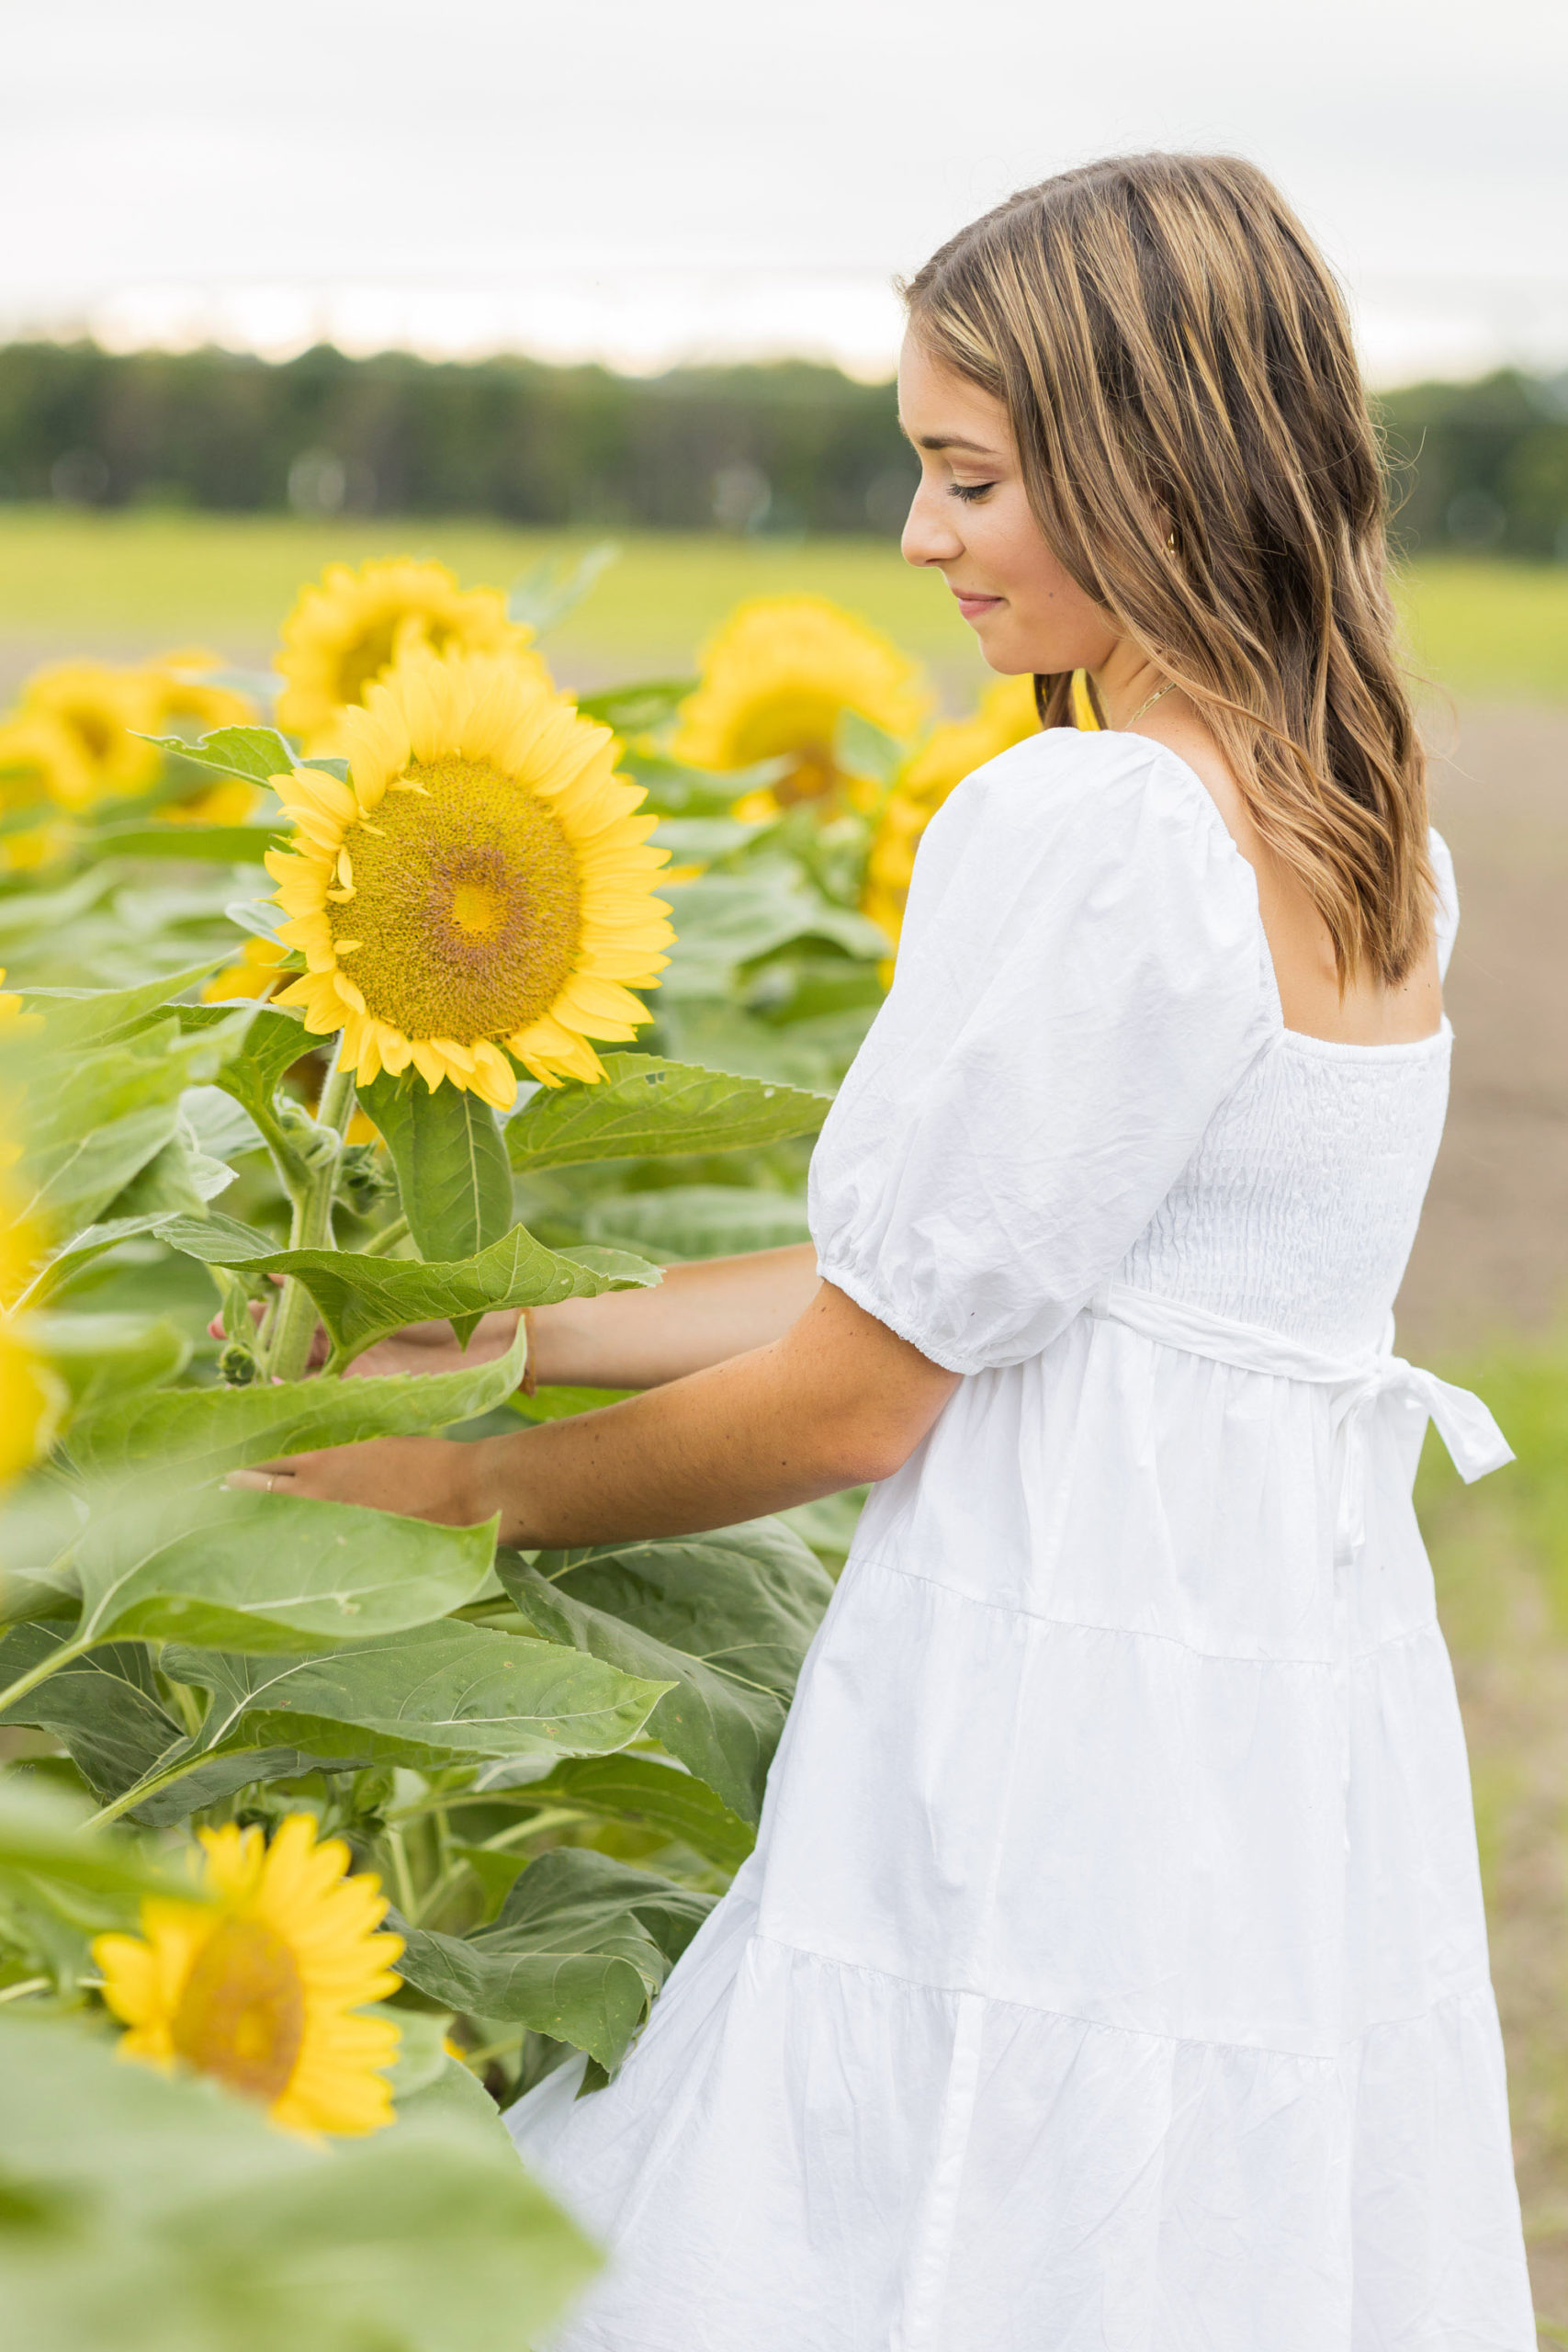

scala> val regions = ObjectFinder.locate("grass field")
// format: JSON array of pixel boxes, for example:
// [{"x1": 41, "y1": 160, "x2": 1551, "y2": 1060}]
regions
[{"x1": 0, "y1": 507, "x2": 1564, "y2": 704}]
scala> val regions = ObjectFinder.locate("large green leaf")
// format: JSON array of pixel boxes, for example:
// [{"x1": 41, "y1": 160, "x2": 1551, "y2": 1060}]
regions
[
  {"x1": 506, "y1": 1049, "x2": 829, "y2": 1172},
  {"x1": 391, "y1": 1847, "x2": 716, "y2": 2068},
  {"x1": 357, "y1": 1069, "x2": 515, "y2": 1342},
  {"x1": 659, "y1": 866, "x2": 887, "y2": 1000},
  {"x1": 0, "y1": 1626, "x2": 185, "y2": 1797},
  {"x1": 499, "y1": 1517, "x2": 833, "y2": 1824},
  {"x1": 164, "y1": 1620, "x2": 672, "y2": 1778},
  {"x1": 0, "y1": 1781, "x2": 175, "y2": 1902},
  {"x1": 580, "y1": 1183, "x2": 810, "y2": 1261},
  {"x1": 30, "y1": 1312, "x2": 191, "y2": 1414},
  {"x1": 18, "y1": 961, "x2": 226, "y2": 1056},
  {"x1": 161, "y1": 1220, "x2": 659, "y2": 1368},
  {"x1": 0, "y1": 2015, "x2": 600, "y2": 2352},
  {"x1": 68, "y1": 1315, "x2": 530, "y2": 1486},
  {"x1": 483, "y1": 1753, "x2": 755, "y2": 1873},
  {"x1": 69, "y1": 1489, "x2": 497, "y2": 1651}
]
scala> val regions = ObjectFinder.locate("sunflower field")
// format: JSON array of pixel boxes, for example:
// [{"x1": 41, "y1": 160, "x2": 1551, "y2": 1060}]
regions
[{"x1": 0, "y1": 547, "x2": 1047, "y2": 2347}]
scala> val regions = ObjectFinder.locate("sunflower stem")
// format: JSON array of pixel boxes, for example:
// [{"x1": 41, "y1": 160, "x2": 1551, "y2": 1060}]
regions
[
  {"x1": 80, "y1": 1750, "x2": 210, "y2": 1832},
  {"x1": 361, "y1": 1214, "x2": 410, "y2": 1257},
  {"x1": 261, "y1": 1036, "x2": 357, "y2": 1385}
]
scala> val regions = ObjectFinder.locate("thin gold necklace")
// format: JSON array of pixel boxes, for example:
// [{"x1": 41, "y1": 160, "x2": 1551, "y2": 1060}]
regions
[{"x1": 1124, "y1": 679, "x2": 1176, "y2": 728}]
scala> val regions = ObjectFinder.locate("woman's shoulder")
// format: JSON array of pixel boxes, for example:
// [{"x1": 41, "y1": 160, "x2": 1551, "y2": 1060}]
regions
[{"x1": 922, "y1": 722, "x2": 1250, "y2": 894}]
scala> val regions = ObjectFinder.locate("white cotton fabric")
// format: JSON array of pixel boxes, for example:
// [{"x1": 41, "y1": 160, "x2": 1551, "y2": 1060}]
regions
[{"x1": 509, "y1": 729, "x2": 1533, "y2": 2350}]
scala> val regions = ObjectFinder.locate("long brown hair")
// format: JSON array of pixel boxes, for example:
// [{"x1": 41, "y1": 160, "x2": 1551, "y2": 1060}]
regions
[{"x1": 903, "y1": 152, "x2": 1432, "y2": 987}]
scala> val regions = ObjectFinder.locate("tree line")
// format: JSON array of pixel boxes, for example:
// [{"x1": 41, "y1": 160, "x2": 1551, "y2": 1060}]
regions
[{"x1": 0, "y1": 338, "x2": 1564, "y2": 558}]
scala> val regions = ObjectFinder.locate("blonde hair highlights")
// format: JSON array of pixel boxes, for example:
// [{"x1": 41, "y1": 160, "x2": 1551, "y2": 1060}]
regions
[{"x1": 904, "y1": 152, "x2": 1432, "y2": 988}]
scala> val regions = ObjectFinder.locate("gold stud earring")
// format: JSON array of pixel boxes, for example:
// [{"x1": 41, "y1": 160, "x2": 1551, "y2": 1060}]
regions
[{"x1": 1164, "y1": 527, "x2": 1178, "y2": 558}]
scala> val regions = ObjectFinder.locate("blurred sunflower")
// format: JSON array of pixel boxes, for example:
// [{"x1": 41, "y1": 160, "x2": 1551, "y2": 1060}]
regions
[
  {"x1": 94, "y1": 1813, "x2": 403, "y2": 2138},
  {"x1": 863, "y1": 673, "x2": 1042, "y2": 953},
  {"x1": 275, "y1": 558, "x2": 544, "y2": 753},
  {"x1": 19, "y1": 660, "x2": 162, "y2": 804},
  {"x1": 0, "y1": 712, "x2": 88, "y2": 869},
  {"x1": 148, "y1": 648, "x2": 262, "y2": 822},
  {"x1": 0, "y1": 1170, "x2": 62, "y2": 1487},
  {"x1": 265, "y1": 648, "x2": 672, "y2": 1105},
  {"x1": 671, "y1": 596, "x2": 931, "y2": 822}
]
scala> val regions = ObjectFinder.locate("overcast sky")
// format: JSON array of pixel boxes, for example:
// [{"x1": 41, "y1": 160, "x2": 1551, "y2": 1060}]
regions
[{"x1": 6, "y1": 0, "x2": 1566, "y2": 385}]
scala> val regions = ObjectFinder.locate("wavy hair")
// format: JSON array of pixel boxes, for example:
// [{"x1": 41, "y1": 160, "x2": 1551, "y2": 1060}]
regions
[{"x1": 902, "y1": 152, "x2": 1432, "y2": 987}]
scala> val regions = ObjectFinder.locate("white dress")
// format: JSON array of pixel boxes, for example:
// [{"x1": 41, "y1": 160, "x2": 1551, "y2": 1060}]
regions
[{"x1": 508, "y1": 729, "x2": 1533, "y2": 2350}]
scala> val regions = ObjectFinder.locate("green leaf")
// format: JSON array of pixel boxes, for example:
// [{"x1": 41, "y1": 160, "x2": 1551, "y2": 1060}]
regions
[
  {"x1": 69, "y1": 1488, "x2": 498, "y2": 1651},
  {"x1": 0, "y1": 2015, "x2": 600, "y2": 2352},
  {"x1": 580, "y1": 1183, "x2": 810, "y2": 1261},
  {"x1": 73, "y1": 822, "x2": 284, "y2": 865},
  {"x1": 136, "y1": 724, "x2": 297, "y2": 785},
  {"x1": 506, "y1": 1049, "x2": 829, "y2": 1172},
  {"x1": 660, "y1": 866, "x2": 888, "y2": 1000},
  {"x1": 357, "y1": 1068, "x2": 515, "y2": 1344},
  {"x1": 17, "y1": 961, "x2": 225, "y2": 1056},
  {"x1": 499, "y1": 1516, "x2": 833, "y2": 1824},
  {"x1": 487, "y1": 1753, "x2": 755, "y2": 1872},
  {"x1": 576, "y1": 677, "x2": 698, "y2": 734},
  {"x1": 390, "y1": 1847, "x2": 716, "y2": 2068},
  {"x1": 0, "y1": 1780, "x2": 175, "y2": 1902},
  {"x1": 29, "y1": 1312, "x2": 190, "y2": 1415},
  {"x1": 161, "y1": 1220, "x2": 659, "y2": 1368},
  {"x1": 68, "y1": 1315, "x2": 531, "y2": 1487},
  {"x1": 181, "y1": 1002, "x2": 308, "y2": 1134},
  {"x1": 164, "y1": 1619, "x2": 672, "y2": 1776},
  {"x1": 0, "y1": 1626, "x2": 185, "y2": 1799}
]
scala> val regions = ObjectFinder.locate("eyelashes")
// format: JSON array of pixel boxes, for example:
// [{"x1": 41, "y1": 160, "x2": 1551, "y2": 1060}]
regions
[{"x1": 949, "y1": 481, "x2": 995, "y2": 503}]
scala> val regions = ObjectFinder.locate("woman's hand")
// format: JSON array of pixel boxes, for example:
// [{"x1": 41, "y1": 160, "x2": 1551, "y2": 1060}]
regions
[
  {"x1": 228, "y1": 1431, "x2": 485, "y2": 1521},
  {"x1": 210, "y1": 1296, "x2": 520, "y2": 1382}
]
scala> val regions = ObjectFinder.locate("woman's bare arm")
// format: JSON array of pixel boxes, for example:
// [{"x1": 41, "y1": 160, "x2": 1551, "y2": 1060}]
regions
[
  {"x1": 229, "y1": 1279, "x2": 959, "y2": 1548},
  {"x1": 303, "y1": 1242, "x2": 823, "y2": 1390}
]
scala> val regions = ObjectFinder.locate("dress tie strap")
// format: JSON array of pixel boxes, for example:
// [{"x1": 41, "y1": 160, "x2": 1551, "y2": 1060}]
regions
[{"x1": 1087, "y1": 1282, "x2": 1513, "y2": 1566}]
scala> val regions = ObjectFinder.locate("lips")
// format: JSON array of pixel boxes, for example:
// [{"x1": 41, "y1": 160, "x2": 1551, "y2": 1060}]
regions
[{"x1": 952, "y1": 589, "x2": 1003, "y2": 621}]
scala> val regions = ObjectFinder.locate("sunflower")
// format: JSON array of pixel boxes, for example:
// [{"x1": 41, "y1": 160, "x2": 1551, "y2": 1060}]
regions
[
  {"x1": 18, "y1": 661, "x2": 162, "y2": 804},
  {"x1": 265, "y1": 649, "x2": 672, "y2": 1106},
  {"x1": 0, "y1": 711, "x2": 88, "y2": 870},
  {"x1": 671, "y1": 596, "x2": 931, "y2": 822},
  {"x1": 93, "y1": 1813, "x2": 403, "y2": 2138},
  {"x1": 148, "y1": 648, "x2": 263, "y2": 822},
  {"x1": 862, "y1": 673, "x2": 1041, "y2": 952},
  {"x1": 0, "y1": 1161, "x2": 62, "y2": 1485},
  {"x1": 275, "y1": 558, "x2": 544, "y2": 754}
]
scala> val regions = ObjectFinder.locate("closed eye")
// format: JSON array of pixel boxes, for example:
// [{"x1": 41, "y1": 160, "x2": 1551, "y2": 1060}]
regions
[{"x1": 949, "y1": 481, "x2": 995, "y2": 503}]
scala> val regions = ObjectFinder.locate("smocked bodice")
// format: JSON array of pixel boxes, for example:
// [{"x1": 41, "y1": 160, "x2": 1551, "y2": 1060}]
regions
[{"x1": 1117, "y1": 1022, "x2": 1452, "y2": 1357}]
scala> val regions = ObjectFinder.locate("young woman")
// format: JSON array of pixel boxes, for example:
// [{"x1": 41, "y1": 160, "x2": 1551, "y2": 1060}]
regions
[{"x1": 239, "y1": 154, "x2": 1535, "y2": 2347}]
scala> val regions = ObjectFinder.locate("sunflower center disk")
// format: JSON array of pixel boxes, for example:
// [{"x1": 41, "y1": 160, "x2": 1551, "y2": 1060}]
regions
[
  {"x1": 333, "y1": 755, "x2": 583, "y2": 1046},
  {"x1": 172, "y1": 1917, "x2": 306, "y2": 2101}
]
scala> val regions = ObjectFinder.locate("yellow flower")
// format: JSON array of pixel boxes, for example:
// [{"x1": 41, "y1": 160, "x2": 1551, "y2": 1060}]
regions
[
  {"x1": 0, "y1": 710, "x2": 96, "y2": 869},
  {"x1": 18, "y1": 661, "x2": 162, "y2": 804},
  {"x1": 0, "y1": 1159, "x2": 62, "y2": 1485},
  {"x1": 275, "y1": 558, "x2": 544, "y2": 754},
  {"x1": 203, "y1": 933, "x2": 290, "y2": 1003},
  {"x1": 265, "y1": 649, "x2": 672, "y2": 1106},
  {"x1": 671, "y1": 596, "x2": 931, "y2": 822},
  {"x1": 93, "y1": 1813, "x2": 403, "y2": 2138},
  {"x1": 148, "y1": 648, "x2": 263, "y2": 822},
  {"x1": 863, "y1": 673, "x2": 1041, "y2": 952}
]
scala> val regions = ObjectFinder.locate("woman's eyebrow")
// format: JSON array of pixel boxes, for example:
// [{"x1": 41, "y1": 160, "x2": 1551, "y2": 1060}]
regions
[{"x1": 897, "y1": 422, "x2": 1004, "y2": 458}]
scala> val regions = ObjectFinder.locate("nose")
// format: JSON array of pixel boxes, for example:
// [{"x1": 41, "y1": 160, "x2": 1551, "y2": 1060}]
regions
[{"x1": 901, "y1": 476, "x2": 964, "y2": 571}]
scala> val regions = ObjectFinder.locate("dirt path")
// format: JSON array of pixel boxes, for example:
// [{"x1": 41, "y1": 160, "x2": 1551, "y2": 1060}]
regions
[{"x1": 1398, "y1": 702, "x2": 1568, "y2": 1356}]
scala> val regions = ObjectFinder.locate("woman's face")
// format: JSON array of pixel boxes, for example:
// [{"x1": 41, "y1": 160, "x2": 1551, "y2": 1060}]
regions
[{"x1": 897, "y1": 334, "x2": 1116, "y2": 677}]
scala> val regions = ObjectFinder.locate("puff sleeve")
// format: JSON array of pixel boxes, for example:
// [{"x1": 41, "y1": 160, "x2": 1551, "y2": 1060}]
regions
[{"x1": 807, "y1": 730, "x2": 1275, "y2": 1374}]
